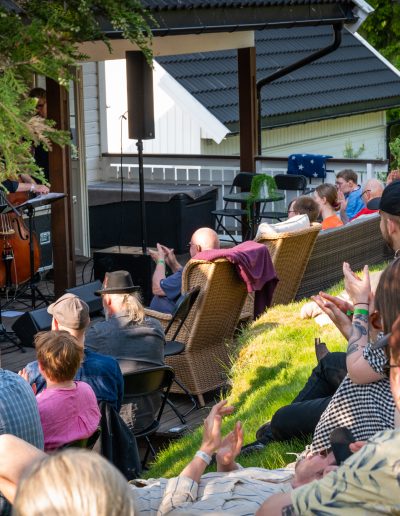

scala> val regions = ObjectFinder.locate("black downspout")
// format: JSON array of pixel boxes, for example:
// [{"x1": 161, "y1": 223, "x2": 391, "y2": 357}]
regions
[{"x1": 257, "y1": 22, "x2": 343, "y2": 155}]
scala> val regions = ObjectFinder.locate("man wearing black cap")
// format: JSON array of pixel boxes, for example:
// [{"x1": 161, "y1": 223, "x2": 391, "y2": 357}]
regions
[
  {"x1": 367, "y1": 179, "x2": 400, "y2": 257},
  {"x1": 85, "y1": 271, "x2": 165, "y2": 431}
]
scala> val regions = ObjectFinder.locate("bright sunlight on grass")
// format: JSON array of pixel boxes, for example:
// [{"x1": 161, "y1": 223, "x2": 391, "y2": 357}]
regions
[{"x1": 146, "y1": 265, "x2": 386, "y2": 479}]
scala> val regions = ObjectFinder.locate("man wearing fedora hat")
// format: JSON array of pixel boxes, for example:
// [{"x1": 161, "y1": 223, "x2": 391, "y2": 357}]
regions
[
  {"x1": 85, "y1": 271, "x2": 165, "y2": 431},
  {"x1": 22, "y1": 293, "x2": 124, "y2": 412}
]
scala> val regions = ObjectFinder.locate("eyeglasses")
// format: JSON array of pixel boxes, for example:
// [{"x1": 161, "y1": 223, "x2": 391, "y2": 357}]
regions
[{"x1": 361, "y1": 189, "x2": 371, "y2": 198}]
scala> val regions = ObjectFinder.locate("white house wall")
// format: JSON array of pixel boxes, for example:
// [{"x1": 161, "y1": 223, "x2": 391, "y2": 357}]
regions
[
  {"x1": 82, "y1": 62, "x2": 101, "y2": 183},
  {"x1": 201, "y1": 112, "x2": 387, "y2": 160},
  {"x1": 98, "y1": 59, "x2": 228, "y2": 165}
]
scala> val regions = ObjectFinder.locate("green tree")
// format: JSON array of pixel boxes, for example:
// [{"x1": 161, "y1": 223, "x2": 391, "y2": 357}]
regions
[
  {"x1": 359, "y1": 0, "x2": 400, "y2": 122},
  {"x1": 0, "y1": 0, "x2": 153, "y2": 182}
]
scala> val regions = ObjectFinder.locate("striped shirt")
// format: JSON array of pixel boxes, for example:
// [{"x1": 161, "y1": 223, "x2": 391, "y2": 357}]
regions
[{"x1": 129, "y1": 466, "x2": 293, "y2": 514}]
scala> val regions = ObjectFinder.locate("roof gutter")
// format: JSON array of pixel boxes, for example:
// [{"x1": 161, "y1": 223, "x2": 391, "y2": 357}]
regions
[{"x1": 256, "y1": 22, "x2": 343, "y2": 154}]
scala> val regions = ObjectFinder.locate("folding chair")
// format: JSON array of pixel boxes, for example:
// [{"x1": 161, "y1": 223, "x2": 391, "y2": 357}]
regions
[
  {"x1": 287, "y1": 153, "x2": 333, "y2": 183},
  {"x1": 260, "y1": 174, "x2": 309, "y2": 221},
  {"x1": 212, "y1": 172, "x2": 254, "y2": 243},
  {"x1": 163, "y1": 286, "x2": 201, "y2": 423},
  {"x1": 122, "y1": 365, "x2": 174, "y2": 468}
]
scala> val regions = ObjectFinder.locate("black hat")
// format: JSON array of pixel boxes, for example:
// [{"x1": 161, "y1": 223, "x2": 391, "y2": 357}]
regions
[
  {"x1": 367, "y1": 180, "x2": 400, "y2": 214},
  {"x1": 95, "y1": 270, "x2": 140, "y2": 296}
]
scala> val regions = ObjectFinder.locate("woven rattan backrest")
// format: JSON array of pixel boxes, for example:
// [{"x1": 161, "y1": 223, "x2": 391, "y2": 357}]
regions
[
  {"x1": 178, "y1": 258, "x2": 248, "y2": 353},
  {"x1": 255, "y1": 223, "x2": 321, "y2": 305}
]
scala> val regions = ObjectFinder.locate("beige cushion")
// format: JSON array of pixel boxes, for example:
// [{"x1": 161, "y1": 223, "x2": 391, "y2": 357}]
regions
[{"x1": 256, "y1": 214, "x2": 310, "y2": 238}]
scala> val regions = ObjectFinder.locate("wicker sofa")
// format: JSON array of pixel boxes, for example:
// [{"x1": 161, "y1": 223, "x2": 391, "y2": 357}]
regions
[{"x1": 296, "y1": 213, "x2": 393, "y2": 300}]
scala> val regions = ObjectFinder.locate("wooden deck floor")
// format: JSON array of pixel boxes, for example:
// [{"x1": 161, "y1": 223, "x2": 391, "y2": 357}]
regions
[{"x1": 0, "y1": 256, "x2": 220, "y2": 450}]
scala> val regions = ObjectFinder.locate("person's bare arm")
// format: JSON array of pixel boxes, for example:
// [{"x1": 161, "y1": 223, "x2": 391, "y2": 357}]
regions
[
  {"x1": 149, "y1": 244, "x2": 167, "y2": 296},
  {"x1": 256, "y1": 492, "x2": 294, "y2": 516},
  {"x1": 0, "y1": 435, "x2": 45, "y2": 504},
  {"x1": 180, "y1": 400, "x2": 235, "y2": 482},
  {"x1": 343, "y1": 263, "x2": 381, "y2": 384}
]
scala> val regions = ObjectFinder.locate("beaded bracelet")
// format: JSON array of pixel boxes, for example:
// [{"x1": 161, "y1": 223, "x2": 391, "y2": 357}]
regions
[{"x1": 354, "y1": 308, "x2": 369, "y2": 316}]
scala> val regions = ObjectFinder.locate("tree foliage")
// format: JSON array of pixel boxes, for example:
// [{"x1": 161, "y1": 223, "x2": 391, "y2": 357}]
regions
[
  {"x1": 0, "y1": 0, "x2": 153, "y2": 182},
  {"x1": 359, "y1": 0, "x2": 400, "y2": 123}
]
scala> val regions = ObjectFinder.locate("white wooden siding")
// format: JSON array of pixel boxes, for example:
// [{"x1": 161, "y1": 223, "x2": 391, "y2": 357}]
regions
[
  {"x1": 202, "y1": 112, "x2": 387, "y2": 160},
  {"x1": 82, "y1": 62, "x2": 101, "y2": 183}
]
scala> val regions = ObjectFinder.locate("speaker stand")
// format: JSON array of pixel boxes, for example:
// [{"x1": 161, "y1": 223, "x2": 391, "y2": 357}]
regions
[{"x1": 11, "y1": 204, "x2": 50, "y2": 310}]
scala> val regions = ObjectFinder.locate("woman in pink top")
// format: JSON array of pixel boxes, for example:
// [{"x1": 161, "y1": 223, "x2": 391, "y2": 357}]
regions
[
  {"x1": 21, "y1": 331, "x2": 100, "y2": 451},
  {"x1": 313, "y1": 184, "x2": 344, "y2": 230}
]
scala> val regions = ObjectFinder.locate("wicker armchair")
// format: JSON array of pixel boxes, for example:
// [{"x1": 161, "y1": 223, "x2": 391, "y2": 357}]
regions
[
  {"x1": 255, "y1": 223, "x2": 321, "y2": 305},
  {"x1": 145, "y1": 258, "x2": 248, "y2": 406}
]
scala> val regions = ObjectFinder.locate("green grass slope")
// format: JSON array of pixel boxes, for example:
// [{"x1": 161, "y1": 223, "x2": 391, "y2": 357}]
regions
[{"x1": 146, "y1": 298, "x2": 346, "y2": 478}]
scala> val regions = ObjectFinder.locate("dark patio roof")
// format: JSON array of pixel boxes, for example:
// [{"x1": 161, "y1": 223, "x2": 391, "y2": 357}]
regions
[
  {"x1": 157, "y1": 25, "x2": 400, "y2": 131},
  {"x1": 103, "y1": 0, "x2": 361, "y2": 37}
]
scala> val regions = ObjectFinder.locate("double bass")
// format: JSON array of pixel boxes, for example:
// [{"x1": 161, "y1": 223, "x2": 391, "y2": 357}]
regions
[{"x1": 0, "y1": 191, "x2": 40, "y2": 289}]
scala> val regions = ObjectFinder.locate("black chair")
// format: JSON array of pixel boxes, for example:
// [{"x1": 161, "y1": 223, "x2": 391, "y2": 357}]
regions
[
  {"x1": 212, "y1": 172, "x2": 254, "y2": 243},
  {"x1": 61, "y1": 427, "x2": 101, "y2": 450},
  {"x1": 122, "y1": 365, "x2": 174, "y2": 468},
  {"x1": 163, "y1": 287, "x2": 201, "y2": 423},
  {"x1": 260, "y1": 174, "x2": 310, "y2": 221}
]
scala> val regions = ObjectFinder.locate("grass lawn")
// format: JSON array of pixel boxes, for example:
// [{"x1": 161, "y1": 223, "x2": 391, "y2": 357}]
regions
[{"x1": 145, "y1": 267, "x2": 385, "y2": 479}]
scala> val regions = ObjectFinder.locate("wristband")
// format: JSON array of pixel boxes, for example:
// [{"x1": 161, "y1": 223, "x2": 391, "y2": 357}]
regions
[
  {"x1": 157, "y1": 259, "x2": 165, "y2": 265},
  {"x1": 354, "y1": 308, "x2": 369, "y2": 316},
  {"x1": 195, "y1": 450, "x2": 211, "y2": 465}
]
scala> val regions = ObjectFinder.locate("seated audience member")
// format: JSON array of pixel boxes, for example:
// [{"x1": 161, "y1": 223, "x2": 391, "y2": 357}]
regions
[
  {"x1": 287, "y1": 196, "x2": 319, "y2": 223},
  {"x1": 386, "y1": 169, "x2": 400, "y2": 184},
  {"x1": 149, "y1": 227, "x2": 220, "y2": 314},
  {"x1": 335, "y1": 169, "x2": 364, "y2": 222},
  {"x1": 21, "y1": 331, "x2": 100, "y2": 451},
  {"x1": 244, "y1": 257, "x2": 400, "y2": 455},
  {"x1": 86, "y1": 270, "x2": 165, "y2": 431},
  {"x1": 0, "y1": 369, "x2": 44, "y2": 515},
  {"x1": 0, "y1": 401, "x2": 340, "y2": 515},
  {"x1": 1, "y1": 446, "x2": 135, "y2": 516},
  {"x1": 309, "y1": 259, "x2": 398, "y2": 453},
  {"x1": 23, "y1": 293, "x2": 123, "y2": 412},
  {"x1": 258, "y1": 312, "x2": 400, "y2": 515},
  {"x1": 313, "y1": 184, "x2": 343, "y2": 230},
  {"x1": 350, "y1": 178, "x2": 384, "y2": 220}
]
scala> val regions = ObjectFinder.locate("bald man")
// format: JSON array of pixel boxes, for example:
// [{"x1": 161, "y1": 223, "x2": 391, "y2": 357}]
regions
[
  {"x1": 351, "y1": 178, "x2": 384, "y2": 221},
  {"x1": 149, "y1": 228, "x2": 220, "y2": 314}
]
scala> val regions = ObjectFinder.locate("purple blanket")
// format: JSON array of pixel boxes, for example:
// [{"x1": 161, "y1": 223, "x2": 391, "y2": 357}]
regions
[{"x1": 196, "y1": 241, "x2": 278, "y2": 318}]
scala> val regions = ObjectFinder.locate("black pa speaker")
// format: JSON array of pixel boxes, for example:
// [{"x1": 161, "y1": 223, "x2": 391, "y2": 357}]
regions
[
  {"x1": 126, "y1": 51, "x2": 155, "y2": 140},
  {"x1": 65, "y1": 280, "x2": 103, "y2": 315},
  {"x1": 93, "y1": 247, "x2": 154, "y2": 306},
  {"x1": 12, "y1": 308, "x2": 52, "y2": 348}
]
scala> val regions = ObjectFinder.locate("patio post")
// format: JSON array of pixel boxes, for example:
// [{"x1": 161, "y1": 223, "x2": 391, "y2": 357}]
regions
[
  {"x1": 46, "y1": 78, "x2": 76, "y2": 296},
  {"x1": 238, "y1": 47, "x2": 258, "y2": 173}
]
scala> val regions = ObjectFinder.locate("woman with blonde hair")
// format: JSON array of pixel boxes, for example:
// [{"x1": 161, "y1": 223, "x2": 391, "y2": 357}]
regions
[
  {"x1": 0, "y1": 440, "x2": 135, "y2": 516},
  {"x1": 314, "y1": 184, "x2": 343, "y2": 230}
]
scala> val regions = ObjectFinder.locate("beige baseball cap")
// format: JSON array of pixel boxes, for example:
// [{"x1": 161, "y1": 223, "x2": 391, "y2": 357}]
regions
[{"x1": 47, "y1": 293, "x2": 90, "y2": 330}]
